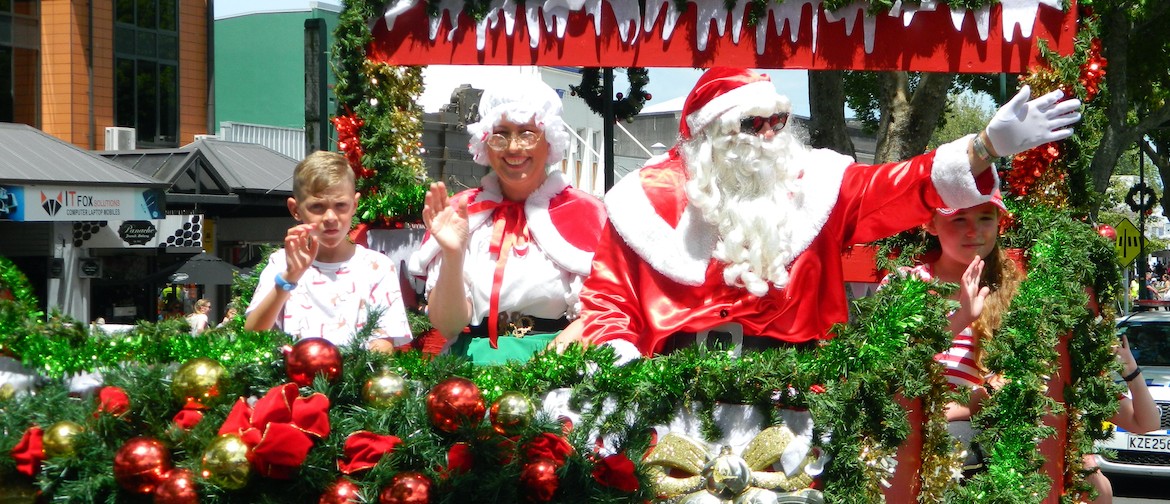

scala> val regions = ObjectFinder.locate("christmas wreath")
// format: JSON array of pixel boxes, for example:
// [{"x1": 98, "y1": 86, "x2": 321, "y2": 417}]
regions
[
  {"x1": 570, "y1": 67, "x2": 651, "y2": 123},
  {"x1": 1126, "y1": 183, "x2": 1158, "y2": 213}
]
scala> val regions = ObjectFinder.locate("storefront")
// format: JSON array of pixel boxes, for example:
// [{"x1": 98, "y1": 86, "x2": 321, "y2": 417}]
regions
[{"x1": 0, "y1": 123, "x2": 171, "y2": 322}]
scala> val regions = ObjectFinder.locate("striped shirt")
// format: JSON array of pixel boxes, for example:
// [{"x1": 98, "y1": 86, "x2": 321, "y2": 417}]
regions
[{"x1": 896, "y1": 264, "x2": 984, "y2": 390}]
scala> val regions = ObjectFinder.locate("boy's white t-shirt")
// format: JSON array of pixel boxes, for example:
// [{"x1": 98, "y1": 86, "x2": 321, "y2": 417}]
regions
[{"x1": 247, "y1": 245, "x2": 412, "y2": 347}]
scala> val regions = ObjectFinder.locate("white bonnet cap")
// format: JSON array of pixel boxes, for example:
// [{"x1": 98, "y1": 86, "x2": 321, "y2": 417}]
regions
[{"x1": 467, "y1": 77, "x2": 570, "y2": 167}]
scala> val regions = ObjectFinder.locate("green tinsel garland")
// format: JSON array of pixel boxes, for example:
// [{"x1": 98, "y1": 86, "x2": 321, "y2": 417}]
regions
[
  {"x1": 0, "y1": 317, "x2": 290, "y2": 380},
  {"x1": 0, "y1": 256, "x2": 41, "y2": 347}
]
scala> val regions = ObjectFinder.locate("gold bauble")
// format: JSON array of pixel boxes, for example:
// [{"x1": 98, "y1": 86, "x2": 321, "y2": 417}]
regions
[
  {"x1": 200, "y1": 433, "x2": 251, "y2": 490},
  {"x1": 42, "y1": 420, "x2": 85, "y2": 458},
  {"x1": 489, "y1": 391, "x2": 535, "y2": 436},
  {"x1": 363, "y1": 371, "x2": 408, "y2": 408},
  {"x1": 172, "y1": 357, "x2": 226, "y2": 409},
  {"x1": 0, "y1": 383, "x2": 15, "y2": 401}
]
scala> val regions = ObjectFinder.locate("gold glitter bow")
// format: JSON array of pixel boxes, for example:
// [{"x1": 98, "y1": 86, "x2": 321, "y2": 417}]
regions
[{"x1": 643, "y1": 426, "x2": 822, "y2": 503}]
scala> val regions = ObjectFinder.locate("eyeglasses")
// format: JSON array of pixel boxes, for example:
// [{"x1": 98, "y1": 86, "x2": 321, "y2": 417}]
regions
[
  {"x1": 485, "y1": 131, "x2": 543, "y2": 151},
  {"x1": 739, "y1": 112, "x2": 789, "y2": 135}
]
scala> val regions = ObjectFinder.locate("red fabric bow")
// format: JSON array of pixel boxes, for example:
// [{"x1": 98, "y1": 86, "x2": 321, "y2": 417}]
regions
[
  {"x1": 523, "y1": 433, "x2": 573, "y2": 467},
  {"x1": 591, "y1": 453, "x2": 639, "y2": 492},
  {"x1": 443, "y1": 442, "x2": 474, "y2": 478},
  {"x1": 467, "y1": 198, "x2": 530, "y2": 348},
  {"x1": 11, "y1": 427, "x2": 44, "y2": 477},
  {"x1": 337, "y1": 431, "x2": 402, "y2": 475},
  {"x1": 95, "y1": 386, "x2": 130, "y2": 417},
  {"x1": 173, "y1": 408, "x2": 205, "y2": 430},
  {"x1": 217, "y1": 383, "x2": 330, "y2": 478}
]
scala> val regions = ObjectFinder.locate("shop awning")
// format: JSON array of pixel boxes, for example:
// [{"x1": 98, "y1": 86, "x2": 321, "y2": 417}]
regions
[
  {"x1": 99, "y1": 139, "x2": 295, "y2": 209},
  {"x1": 0, "y1": 123, "x2": 169, "y2": 222}
]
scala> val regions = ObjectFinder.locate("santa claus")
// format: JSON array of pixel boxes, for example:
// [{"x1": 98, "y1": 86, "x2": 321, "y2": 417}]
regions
[{"x1": 575, "y1": 67, "x2": 1080, "y2": 357}]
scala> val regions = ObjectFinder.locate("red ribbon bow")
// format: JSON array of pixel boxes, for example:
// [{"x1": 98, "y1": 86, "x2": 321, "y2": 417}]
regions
[
  {"x1": 95, "y1": 386, "x2": 130, "y2": 417},
  {"x1": 440, "y1": 442, "x2": 474, "y2": 479},
  {"x1": 217, "y1": 383, "x2": 331, "y2": 479},
  {"x1": 591, "y1": 452, "x2": 639, "y2": 492},
  {"x1": 10, "y1": 426, "x2": 44, "y2": 477},
  {"x1": 523, "y1": 433, "x2": 573, "y2": 467},
  {"x1": 467, "y1": 198, "x2": 530, "y2": 348},
  {"x1": 173, "y1": 408, "x2": 205, "y2": 430},
  {"x1": 337, "y1": 431, "x2": 402, "y2": 475}
]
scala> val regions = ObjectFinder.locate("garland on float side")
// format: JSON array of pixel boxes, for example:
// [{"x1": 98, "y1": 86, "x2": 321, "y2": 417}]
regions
[
  {"x1": 0, "y1": 208, "x2": 1118, "y2": 503},
  {"x1": 808, "y1": 262, "x2": 958, "y2": 502}
]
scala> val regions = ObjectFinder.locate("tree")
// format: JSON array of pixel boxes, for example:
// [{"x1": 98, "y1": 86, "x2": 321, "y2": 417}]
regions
[
  {"x1": 809, "y1": 70, "x2": 1002, "y2": 163},
  {"x1": 1087, "y1": 1, "x2": 1170, "y2": 217},
  {"x1": 927, "y1": 93, "x2": 994, "y2": 151}
]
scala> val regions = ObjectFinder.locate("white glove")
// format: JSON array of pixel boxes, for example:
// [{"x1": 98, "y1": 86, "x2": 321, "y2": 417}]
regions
[{"x1": 985, "y1": 85, "x2": 1082, "y2": 158}]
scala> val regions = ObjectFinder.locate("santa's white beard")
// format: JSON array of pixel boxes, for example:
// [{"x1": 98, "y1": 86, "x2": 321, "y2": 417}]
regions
[{"x1": 683, "y1": 130, "x2": 810, "y2": 296}]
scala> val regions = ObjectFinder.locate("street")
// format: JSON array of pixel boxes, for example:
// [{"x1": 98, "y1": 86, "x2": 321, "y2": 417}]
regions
[{"x1": 1113, "y1": 474, "x2": 1170, "y2": 503}]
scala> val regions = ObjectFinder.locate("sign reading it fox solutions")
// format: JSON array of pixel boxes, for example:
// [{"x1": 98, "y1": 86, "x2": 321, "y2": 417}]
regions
[{"x1": 0, "y1": 185, "x2": 164, "y2": 222}]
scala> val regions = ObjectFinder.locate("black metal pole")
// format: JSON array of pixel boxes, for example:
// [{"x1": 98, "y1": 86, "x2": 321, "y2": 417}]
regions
[
  {"x1": 1140, "y1": 147, "x2": 1149, "y2": 297},
  {"x1": 603, "y1": 68, "x2": 615, "y2": 191}
]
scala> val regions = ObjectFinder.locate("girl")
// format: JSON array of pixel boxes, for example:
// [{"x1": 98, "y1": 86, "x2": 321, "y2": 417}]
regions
[
  {"x1": 907, "y1": 191, "x2": 1020, "y2": 424},
  {"x1": 921, "y1": 192, "x2": 1157, "y2": 500}
]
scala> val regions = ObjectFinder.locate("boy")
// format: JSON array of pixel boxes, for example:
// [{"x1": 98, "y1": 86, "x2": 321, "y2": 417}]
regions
[{"x1": 245, "y1": 151, "x2": 411, "y2": 351}]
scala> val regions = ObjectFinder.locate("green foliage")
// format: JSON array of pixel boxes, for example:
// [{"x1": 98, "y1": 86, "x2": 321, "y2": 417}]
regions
[{"x1": 929, "y1": 93, "x2": 995, "y2": 151}]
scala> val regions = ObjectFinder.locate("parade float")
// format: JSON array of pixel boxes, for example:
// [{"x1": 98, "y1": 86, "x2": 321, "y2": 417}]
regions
[{"x1": 0, "y1": 1, "x2": 1124, "y2": 503}]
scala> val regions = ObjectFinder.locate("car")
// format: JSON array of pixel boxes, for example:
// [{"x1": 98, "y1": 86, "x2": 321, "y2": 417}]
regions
[{"x1": 1094, "y1": 310, "x2": 1170, "y2": 477}]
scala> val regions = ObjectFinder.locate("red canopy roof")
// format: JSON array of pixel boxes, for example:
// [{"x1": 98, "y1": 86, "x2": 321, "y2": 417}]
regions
[{"x1": 369, "y1": 0, "x2": 1076, "y2": 73}]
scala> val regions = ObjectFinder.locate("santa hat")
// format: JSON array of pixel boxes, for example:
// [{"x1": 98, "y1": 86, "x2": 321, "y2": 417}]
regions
[
  {"x1": 680, "y1": 67, "x2": 790, "y2": 140},
  {"x1": 936, "y1": 186, "x2": 1008, "y2": 216},
  {"x1": 467, "y1": 77, "x2": 571, "y2": 167}
]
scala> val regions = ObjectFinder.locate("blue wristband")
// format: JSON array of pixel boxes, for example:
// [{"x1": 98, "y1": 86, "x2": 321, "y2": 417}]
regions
[{"x1": 274, "y1": 273, "x2": 297, "y2": 292}]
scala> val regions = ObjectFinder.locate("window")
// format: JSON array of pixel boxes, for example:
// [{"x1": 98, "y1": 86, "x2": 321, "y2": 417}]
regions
[
  {"x1": 0, "y1": 0, "x2": 39, "y2": 126},
  {"x1": 115, "y1": 0, "x2": 178, "y2": 147}
]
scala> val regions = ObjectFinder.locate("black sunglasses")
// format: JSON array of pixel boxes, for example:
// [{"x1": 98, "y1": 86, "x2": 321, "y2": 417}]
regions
[{"x1": 739, "y1": 112, "x2": 789, "y2": 135}]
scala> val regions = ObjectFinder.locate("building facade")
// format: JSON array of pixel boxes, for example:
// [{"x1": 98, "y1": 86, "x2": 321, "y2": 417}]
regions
[{"x1": 2, "y1": 0, "x2": 211, "y2": 149}]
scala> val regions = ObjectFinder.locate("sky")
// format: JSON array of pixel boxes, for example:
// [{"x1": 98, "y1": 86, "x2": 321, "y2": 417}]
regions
[{"x1": 417, "y1": 66, "x2": 812, "y2": 116}]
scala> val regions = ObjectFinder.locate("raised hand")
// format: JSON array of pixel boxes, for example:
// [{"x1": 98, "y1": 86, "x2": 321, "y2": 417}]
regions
[
  {"x1": 954, "y1": 255, "x2": 990, "y2": 331},
  {"x1": 284, "y1": 223, "x2": 319, "y2": 282},
  {"x1": 422, "y1": 182, "x2": 469, "y2": 255},
  {"x1": 1116, "y1": 334, "x2": 1139, "y2": 374},
  {"x1": 985, "y1": 85, "x2": 1082, "y2": 158}
]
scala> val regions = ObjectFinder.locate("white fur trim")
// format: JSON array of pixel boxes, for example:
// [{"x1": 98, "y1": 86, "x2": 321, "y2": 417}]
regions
[
  {"x1": 931, "y1": 134, "x2": 1000, "y2": 209},
  {"x1": 686, "y1": 80, "x2": 788, "y2": 137},
  {"x1": 605, "y1": 167, "x2": 718, "y2": 286},
  {"x1": 606, "y1": 149, "x2": 852, "y2": 287},
  {"x1": 406, "y1": 172, "x2": 595, "y2": 278},
  {"x1": 779, "y1": 148, "x2": 853, "y2": 266},
  {"x1": 524, "y1": 171, "x2": 595, "y2": 276},
  {"x1": 600, "y1": 339, "x2": 642, "y2": 365}
]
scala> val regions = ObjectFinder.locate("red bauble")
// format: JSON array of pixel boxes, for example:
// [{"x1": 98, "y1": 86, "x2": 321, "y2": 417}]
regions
[
  {"x1": 1097, "y1": 224, "x2": 1117, "y2": 242},
  {"x1": 520, "y1": 458, "x2": 560, "y2": 502},
  {"x1": 320, "y1": 477, "x2": 362, "y2": 504},
  {"x1": 284, "y1": 338, "x2": 343, "y2": 387},
  {"x1": 152, "y1": 468, "x2": 198, "y2": 504},
  {"x1": 425, "y1": 377, "x2": 486, "y2": 434},
  {"x1": 378, "y1": 471, "x2": 432, "y2": 504},
  {"x1": 113, "y1": 437, "x2": 173, "y2": 495}
]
